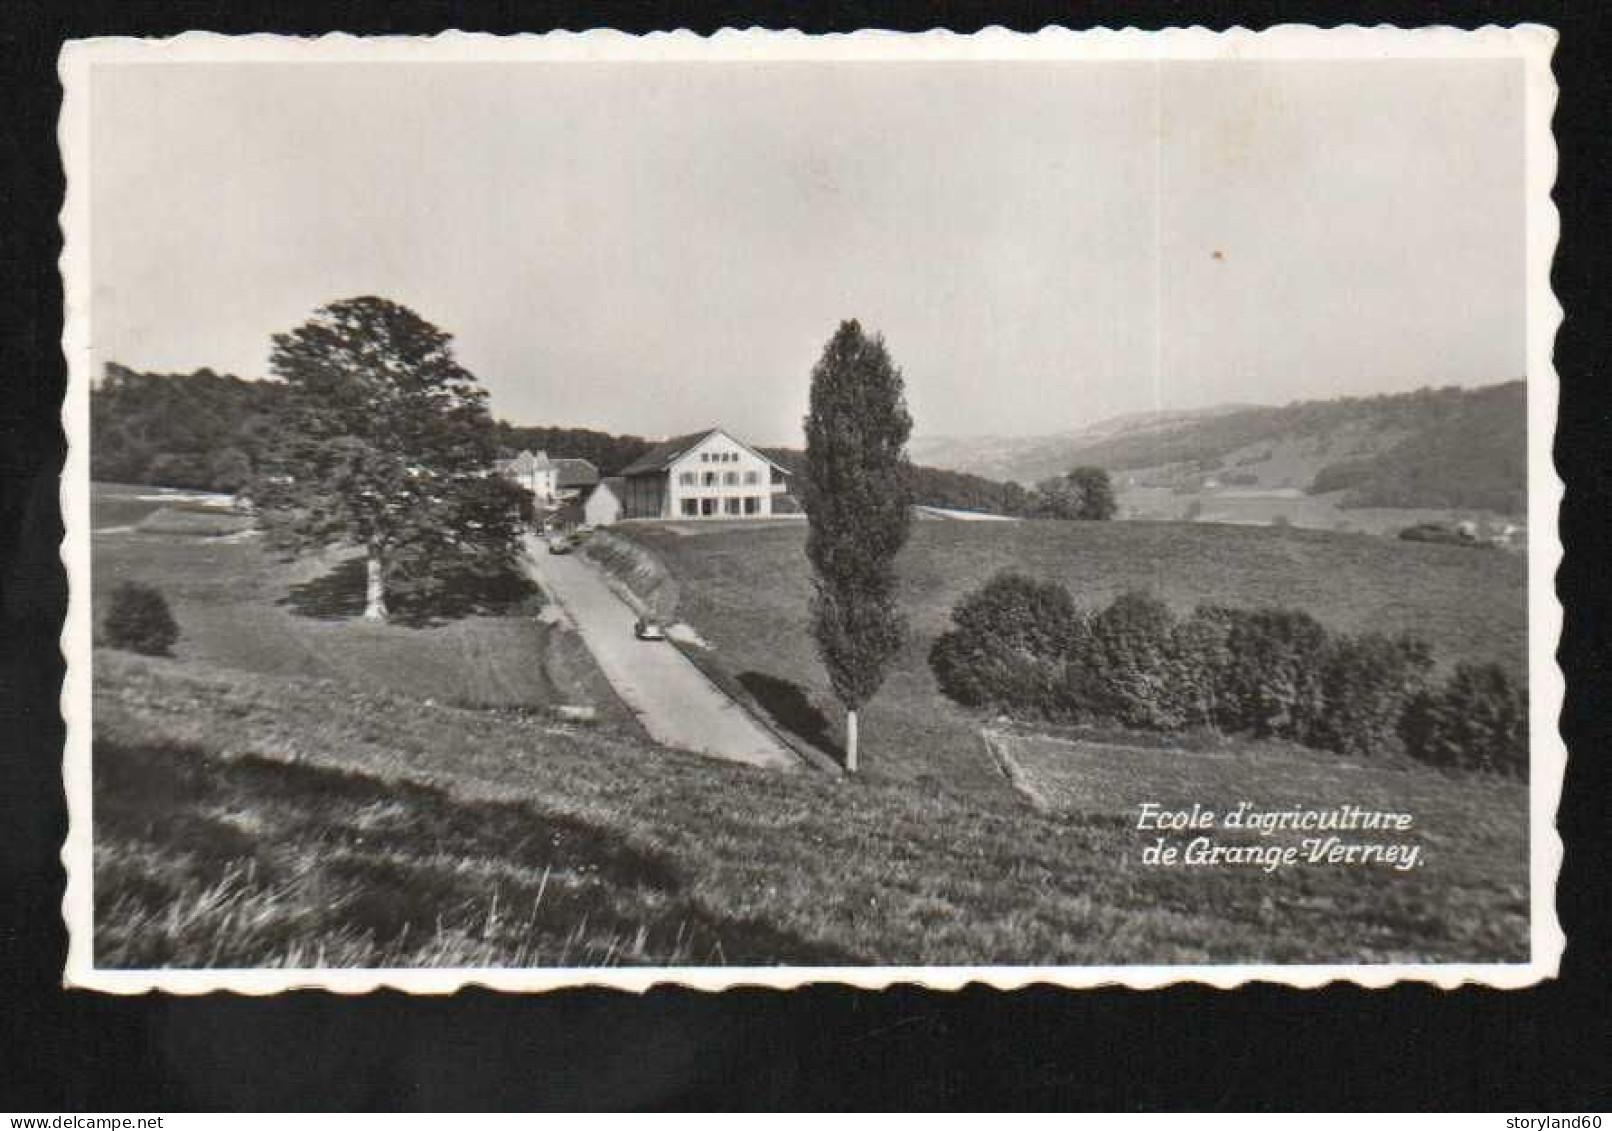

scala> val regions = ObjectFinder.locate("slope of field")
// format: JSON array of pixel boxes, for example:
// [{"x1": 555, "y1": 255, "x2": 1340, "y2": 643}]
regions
[
  {"x1": 990, "y1": 726, "x2": 1527, "y2": 961},
  {"x1": 95, "y1": 646, "x2": 1526, "y2": 965},
  {"x1": 89, "y1": 489, "x2": 1531, "y2": 965},
  {"x1": 91, "y1": 483, "x2": 622, "y2": 719},
  {"x1": 621, "y1": 520, "x2": 1527, "y2": 794}
]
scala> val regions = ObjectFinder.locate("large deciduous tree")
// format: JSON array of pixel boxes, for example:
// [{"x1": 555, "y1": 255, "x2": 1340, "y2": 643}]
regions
[
  {"x1": 800, "y1": 320, "x2": 914, "y2": 774},
  {"x1": 256, "y1": 296, "x2": 524, "y2": 622}
]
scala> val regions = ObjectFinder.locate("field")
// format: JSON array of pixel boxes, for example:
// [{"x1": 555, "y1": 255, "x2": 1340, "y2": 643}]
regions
[
  {"x1": 91, "y1": 483, "x2": 622, "y2": 716},
  {"x1": 95, "y1": 646, "x2": 1526, "y2": 966},
  {"x1": 619, "y1": 518, "x2": 1528, "y2": 793},
  {"x1": 989, "y1": 726, "x2": 1527, "y2": 960},
  {"x1": 90, "y1": 487, "x2": 1531, "y2": 965},
  {"x1": 1115, "y1": 484, "x2": 1515, "y2": 536}
]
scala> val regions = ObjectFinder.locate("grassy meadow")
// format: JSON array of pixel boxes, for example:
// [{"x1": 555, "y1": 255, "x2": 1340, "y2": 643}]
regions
[
  {"x1": 991, "y1": 726, "x2": 1528, "y2": 961},
  {"x1": 91, "y1": 486, "x2": 1530, "y2": 966},
  {"x1": 90, "y1": 483, "x2": 627, "y2": 717},
  {"x1": 95, "y1": 646, "x2": 1526, "y2": 966},
  {"x1": 620, "y1": 519, "x2": 1528, "y2": 793}
]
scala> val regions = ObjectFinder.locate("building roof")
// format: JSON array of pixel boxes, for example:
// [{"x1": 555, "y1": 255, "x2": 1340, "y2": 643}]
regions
[
  {"x1": 590, "y1": 476, "x2": 626, "y2": 499},
  {"x1": 619, "y1": 431, "x2": 714, "y2": 476},
  {"x1": 619, "y1": 427, "x2": 791, "y2": 478},
  {"x1": 553, "y1": 458, "x2": 600, "y2": 490}
]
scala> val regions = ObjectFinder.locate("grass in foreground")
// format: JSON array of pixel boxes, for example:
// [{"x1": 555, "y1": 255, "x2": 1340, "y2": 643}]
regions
[
  {"x1": 95, "y1": 649, "x2": 1527, "y2": 966},
  {"x1": 991, "y1": 725, "x2": 1528, "y2": 962},
  {"x1": 621, "y1": 519, "x2": 1527, "y2": 793}
]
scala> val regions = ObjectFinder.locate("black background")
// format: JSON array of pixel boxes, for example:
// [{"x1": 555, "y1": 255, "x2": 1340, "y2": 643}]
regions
[{"x1": 3, "y1": 1, "x2": 1608, "y2": 1111}]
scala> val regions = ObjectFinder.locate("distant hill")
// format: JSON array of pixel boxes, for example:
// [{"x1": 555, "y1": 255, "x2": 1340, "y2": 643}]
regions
[
  {"x1": 909, "y1": 404, "x2": 1253, "y2": 486},
  {"x1": 911, "y1": 382, "x2": 1527, "y2": 516}
]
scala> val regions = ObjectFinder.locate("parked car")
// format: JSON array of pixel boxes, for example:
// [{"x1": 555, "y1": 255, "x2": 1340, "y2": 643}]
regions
[
  {"x1": 547, "y1": 537, "x2": 572, "y2": 555},
  {"x1": 634, "y1": 616, "x2": 666, "y2": 641}
]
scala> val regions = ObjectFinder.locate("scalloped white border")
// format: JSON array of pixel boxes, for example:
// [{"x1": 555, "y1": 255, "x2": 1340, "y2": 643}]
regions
[{"x1": 58, "y1": 24, "x2": 1565, "y2": 995}]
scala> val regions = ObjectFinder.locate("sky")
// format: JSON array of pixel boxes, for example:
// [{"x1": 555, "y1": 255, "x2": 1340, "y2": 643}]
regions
[{"x1": 89, "y1": 58, "x2": 1524, "y2": 445}]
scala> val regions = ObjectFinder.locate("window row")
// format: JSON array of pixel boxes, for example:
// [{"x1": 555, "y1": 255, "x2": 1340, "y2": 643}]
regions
[
  {"x1": 678, "y1": 470, "x2": 760, "y2": 486},
  {"x1": 700, "y1": 451, "x2": 740, "y2": 463},
  {"x1": 681, "y1": 496, "x2": 764, "y2": 517}
]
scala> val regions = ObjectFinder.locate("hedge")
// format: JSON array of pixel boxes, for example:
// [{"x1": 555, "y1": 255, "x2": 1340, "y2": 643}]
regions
[{"x1": 930, "y1": 570, "x2": 1521, "y2": 774}]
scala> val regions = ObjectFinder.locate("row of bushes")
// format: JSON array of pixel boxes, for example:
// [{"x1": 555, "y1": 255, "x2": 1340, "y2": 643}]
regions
[{"x1": 928, "y1": 572, "x2": 1527, "y2": 776}]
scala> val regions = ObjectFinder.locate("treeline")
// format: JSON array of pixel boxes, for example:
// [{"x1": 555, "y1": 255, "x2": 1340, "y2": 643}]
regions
[
  {"x1": 761, "y1": 447, "x2": 1040, "y2": 516},
  {"x1": 91, "y1": 364, "x2": 287, "y2": 491},
  {"x1": 90, "y1": 366, "x2": 659, "y2": 489},
  {"x1": 491, "y1": 423, "x2": 653, "y2": 476},
  {"x1": 90, "y1": 364, "x2": 1102, "y2": 517},
  {"x1": 930, "y1": 572, "x2": 1527, "y2": 775}
]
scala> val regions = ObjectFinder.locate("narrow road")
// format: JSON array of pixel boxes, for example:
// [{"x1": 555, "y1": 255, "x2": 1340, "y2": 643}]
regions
[{"x1": 520, "y1": 535, "x2": 798, "y2": 771}]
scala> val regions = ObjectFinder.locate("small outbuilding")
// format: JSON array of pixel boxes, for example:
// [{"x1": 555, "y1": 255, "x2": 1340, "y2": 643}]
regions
[{"x1": 583, "y1": 477, "x2": 625, "y2": 526}]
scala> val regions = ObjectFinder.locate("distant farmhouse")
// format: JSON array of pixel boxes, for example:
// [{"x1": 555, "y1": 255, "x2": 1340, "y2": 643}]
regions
[
  {"x1": 618, "y1": 427, "x2": 791, "y2": 519},
  {"x1": 495, "y1": 450, "x2": 600, "y2": 507},
  {"x1": 553, "y1": 457, "x2": 600, "y2": 500}
]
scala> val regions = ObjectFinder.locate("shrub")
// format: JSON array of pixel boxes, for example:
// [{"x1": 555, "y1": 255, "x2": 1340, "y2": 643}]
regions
[
  {"x1": 1170, "y1": 606, "x2": 1237, "y2": 730},
  {"x1": 1400, "y1": 662, "x2": 1529, "y2": 776},
  {"x1": 932, "y1": 574, "x2": 1519, "y2": 776},
  {"x1": 1076, "y1": 590, "x2": 1184, "y2": 728},
  {"x1": 1214, "y1": 607, "x2": 1331, "y2": 740},
  {"x1": 1311, "y1": 632, "x2": 1435, "y2": 757},
  {"x1": 929, "y1": 572, "x2": 1081, "y2": 715},
  {"x1": 102, "y1": 582, "x2": 180, "y2": 656},
  {"x1": 1398, "y1": 522, "x2": 1489, "y2": 548}
]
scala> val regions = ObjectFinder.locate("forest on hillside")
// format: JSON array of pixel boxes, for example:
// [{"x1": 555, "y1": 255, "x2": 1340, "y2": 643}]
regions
[
  {"x1": 490, "y1": 423, "x2": 654, "y2": 476},
  {"x1": 90, "y1": 364, "x2": 285, "y2": 491},
  {"x1": 1033, "y1": 381, "x2": 1526, "y2": 516},
  {"x1": 1304, "y1": 387, "x2": 1527, "y2": 513},
  {"x1": 1058, "y1": 383, "x2": 1521, "y2": 472}
]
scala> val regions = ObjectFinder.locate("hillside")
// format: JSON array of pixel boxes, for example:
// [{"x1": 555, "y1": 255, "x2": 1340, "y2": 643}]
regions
[
  {"x1": 491, "y1": 422, "x2": 655, "y2": 476},
  {"x1": 912, "y1": 382, "x2": 1528, "y2": 516},
  {"x1": 621, "y1": 518, "x2": 1527, "y2": 796},
  {"x1": 909, "y1": 403, "x2": 1251, "y2": 486},
  {"x1": 91, "y1": 364, "x2": 287, "y2": 491},
  {"x1": 92, "y1": 508, "x2": 1528, "y2": 965}
]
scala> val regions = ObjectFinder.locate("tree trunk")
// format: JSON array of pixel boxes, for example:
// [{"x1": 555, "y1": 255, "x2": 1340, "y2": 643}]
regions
[
  {"x1": 364, "y1": 546, "x2": 388, "y2": 622},
  {"x1": 845, "y1": 708, "x2": 859, "y2": 774}
]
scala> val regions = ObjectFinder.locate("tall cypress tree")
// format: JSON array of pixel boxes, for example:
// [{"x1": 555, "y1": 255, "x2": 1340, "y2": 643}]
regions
[{"x1": 801, "y1": 320, "x2": 914, "y2": 773}]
